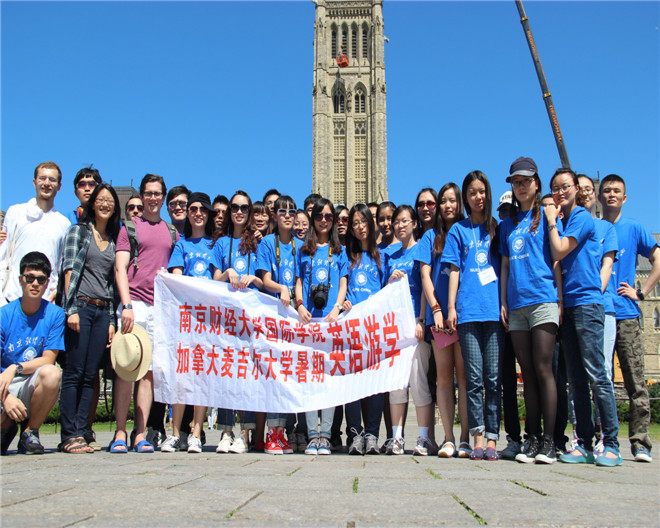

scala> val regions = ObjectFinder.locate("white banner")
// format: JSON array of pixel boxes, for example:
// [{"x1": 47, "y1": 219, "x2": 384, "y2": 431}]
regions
[{"x1": 153, "y1": 272, "x2": 417, "y2": 413}]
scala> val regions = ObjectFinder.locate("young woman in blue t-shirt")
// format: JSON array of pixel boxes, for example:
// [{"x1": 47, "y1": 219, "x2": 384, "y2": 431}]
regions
[
  {"x1": 376, "y1": 201, "x2": 401, "y2": 257},
  {"x1": 499, "y1": 167, "x2": 562, "y2": 464},
  {"x1": 544, "y1": 168, "x2": 621, "y2": 467},
  {"x1": 443, "y1": 171, "x2": 503, "y2": 461},
  {"x1": 295, "y1": 198, "x2": 348, "y2": 455},
  {"x1": 164, "y1": 192, "x2": 216, "y2": 454},
  {"x1": 342, "y1": 203, "x2": 385, "y2": 455},
  {"x1": 418, "y1": 182, "x2": 470, "y2": 459}
]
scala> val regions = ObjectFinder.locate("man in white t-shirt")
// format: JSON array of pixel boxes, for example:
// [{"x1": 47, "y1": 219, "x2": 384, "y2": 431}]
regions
[{"x1": 0, "y1": 161, "x2": 71, "y2": 305}]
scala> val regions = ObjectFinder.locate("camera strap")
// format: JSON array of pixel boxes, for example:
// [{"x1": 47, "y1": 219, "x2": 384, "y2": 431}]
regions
[
  {"x1": 229, "y1": 235, "x2": 250, "y2": 275},
  {"x1": 275, "y1": 234, "x2": 296, "y2": 285},
  {"x1": 308, "y1": 244, "x2": 332, "y2": 304}
]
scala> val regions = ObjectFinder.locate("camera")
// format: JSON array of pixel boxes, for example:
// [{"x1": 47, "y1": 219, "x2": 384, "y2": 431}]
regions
[{"x1": 311, "y1": 283, "x2": 329, "y2": 309}]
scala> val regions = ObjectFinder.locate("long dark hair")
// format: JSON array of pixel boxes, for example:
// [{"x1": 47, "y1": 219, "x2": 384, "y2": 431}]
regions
[
  {"x1": 509, "y1": 174, "x2": 543, "y2": 233},
  {"x1": 462, "y1": 171, "x2": 498, "y2": 253},
  {"x1": 433, "y1": 182, "x2": 465, "y2": 256},
  {"x1": 414, "y1": 187, "x2": 438, "y2": 240},
  {"x1": 184, "y1": 203, "x2": 215, "y2": 239},
  {"x1": 273, "y1": 195, "x2": 296, "y2": 236},
  {"x1": 550, "y1": 168, "x2": 586, "y2": 207},
  {"x1": 79, "y1": 183, "x2": 121, "y2": 240},
  {"x1": 211, "y1": 190, "x2": 257, "y2": 255},
  {"x1": 302, "y1": 198, "x2": 342, "y2": 256},
  {"x1": 345, "y1": 203, "x2": 381, "y2": 270}
]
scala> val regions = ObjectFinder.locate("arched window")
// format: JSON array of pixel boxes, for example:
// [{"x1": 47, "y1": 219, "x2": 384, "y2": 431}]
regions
[
  {"x1": 341, "y1": 26, "x2": 348, "y2": 55},
  {"x1": 654, "y1": 308, "x2": 659, "y2": 329},
  {"x1": 351, "y1": 25, "x2": 358, "y2": 58},
  {"x1": 362, "y1": 23, "x2": 369, "y2": 58},
  {"x1": 354, "y1": 87, "x2": 365, "y2": 113},
  {"x1": 331, "y1": 28, "x2": 337, "y2": 58},
  {"x1": 333, "y1": 92, "x2": 345, "y2": 114}
]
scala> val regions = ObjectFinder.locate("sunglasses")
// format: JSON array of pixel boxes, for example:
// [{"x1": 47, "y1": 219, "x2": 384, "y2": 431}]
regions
[
  {"x1": 314, "y1": 213, "x2": 334, "y2": 222},
  {"x1": 21, "y1": 273, "x2": 48, "y2": 285},
  {"x1": 127, "y1": 204, "x2": 144, "y2": 212},
  {"x1": 277, "y1": 208, "x2": 297, "y2": 217},
  {"x1": 336, "y1": 216, "x2": 349, "y2": 225},
  {"x1": 230, "y1": 203, "x2": 250, "y2": 214},
  {"x1": 188, "y1": 205, "x2": 207, "y2": 214},
  {"x1": 76, "y1": 180, "x2": 98, "y2": 190},
  {"x1": 168, "y1": 200, "x2": 188, "y2": 209},
  {"x1": 416, "y1": 200, "x2": 436, "y2": 209}
]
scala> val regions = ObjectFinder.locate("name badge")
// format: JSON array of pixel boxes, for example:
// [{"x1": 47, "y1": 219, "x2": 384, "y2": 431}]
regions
[{"x1": 478, "y1": 266, "x2": 497, "y2": 286}]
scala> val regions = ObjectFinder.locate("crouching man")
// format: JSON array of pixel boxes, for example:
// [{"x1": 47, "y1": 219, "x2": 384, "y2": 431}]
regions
[{"x1": 1, "y1": 252, "x2": 65, "y2": 454}]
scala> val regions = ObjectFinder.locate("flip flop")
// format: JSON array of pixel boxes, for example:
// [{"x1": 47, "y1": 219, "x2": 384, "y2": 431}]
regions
[
  {"x1": 109, "y1": 438, "x2": 128, "y2": 453},
  {"x1": 134, "y1": 439, "x2": 155, "y2": 453}
]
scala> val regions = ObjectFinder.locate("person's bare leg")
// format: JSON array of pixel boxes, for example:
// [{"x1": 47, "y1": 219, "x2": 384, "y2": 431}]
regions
[
  {"x1": 113, "y1": 377, "x2": 133, "y2": 446},
  {"x1": 134, "y1": 371, "x2": 153, "y2": 444},
  {"x1": 434, "y1": 342, "x2": 456, "y2": 445},
  {"x1": 454, "y1": 342, "x2": 470, "y2": 444},
  {"x1": 255, "y1": 412, "x2": 266, "y2": 446},
  {"x1": 171, "y1": 403, "x2": 185, "y2": 438},
  {"x1": 26, "y1": 365, "x2": 61, "y2": 430},
  {"x1": 192, "y1": 406, "x2": 206, "y2": 438},
  {"x1": 390, "y1": 402, "x2": 406, "y2": 429}
]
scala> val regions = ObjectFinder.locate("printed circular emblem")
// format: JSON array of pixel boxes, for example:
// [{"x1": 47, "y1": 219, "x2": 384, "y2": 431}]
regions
[
  {"x1": 356, "y1": 271, "x2": 368, "y2": 286},
  {"x1": 23, "y1": 347, "x2": 37, "y2": 362},
  {"x1": 283, "y1": 269, "x2": 293, "y2": 283},
  {"x1": 512, "y1": 237, "x2": 525, "y2": 253},
  {"x1": 475, "y1": 249, "x2": 488, "y2": 266},
  {"x1": 234, "y1": 258, "x2": 247, "y2": 272},
  {"x1": 316, "y1": 268, "x2": 328, "y2": 282},
  {"x1": 193, "y1": 260, "x2": 207, "y2": 275}
]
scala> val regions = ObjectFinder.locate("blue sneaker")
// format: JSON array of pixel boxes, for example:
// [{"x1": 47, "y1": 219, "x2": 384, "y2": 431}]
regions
[
  {"x1": 633, "y1": 446, "x2": 652, "y2": 463},
  {"x1": 595, "y1": 447, "x2": 622, "y2": 467},
  {"x1": 559, "y1": 445, "x2": 594, "y2": 464},
  {"x1": 304, "y1": 438, "x2": 319, "y2": 456},
  {"x1": 18, "y1": 429, "x2": 44, "y2": 455}
]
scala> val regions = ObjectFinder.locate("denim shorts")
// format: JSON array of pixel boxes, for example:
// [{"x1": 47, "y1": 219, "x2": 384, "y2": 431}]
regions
[{"x1": 508, "y1": 302, "x2": 559, "y2": 331}]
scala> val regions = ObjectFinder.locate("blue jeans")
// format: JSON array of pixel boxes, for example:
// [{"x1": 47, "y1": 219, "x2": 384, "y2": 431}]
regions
[
  {"x1": 266, "y1": 413, "x2": 287, "y2": 428},
  {"x1": 217, "y1": 409, "x2": 256, "y2": 431},
  {"x1": 562, "y1": 304, "x2": 619, "y2": 451},
  {"x1": 305, "y1": 407, "x2": 335, "y2": 439},
  {"x1": 457, "y1": 321, "x2": 503, "y2": 440},
  {"x1": 345, "y1": 393, "x2": 384, "y2": 438},
  {"x1": 60, "y1": 301, "x2": 109, "y2": 441}
]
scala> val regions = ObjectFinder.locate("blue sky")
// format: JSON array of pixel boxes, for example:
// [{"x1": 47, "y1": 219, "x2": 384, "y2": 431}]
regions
[{"x1": 2, "y1": 1, "x2": 658, "y2": 232}]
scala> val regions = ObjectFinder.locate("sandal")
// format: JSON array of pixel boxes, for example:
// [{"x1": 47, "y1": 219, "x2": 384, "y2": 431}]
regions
[
  {"x1": 438, "y1": 441, "x2": 456, "y2": 458},
  {"x1": 109, "y1": 432, "x2": 128, "y2": 453},
  {"x1": 134, "y1": 439, "x2": 155, "y2": 453},
  {"x1": 59, "y1": 437, "x2": 93, "y2": 454}
]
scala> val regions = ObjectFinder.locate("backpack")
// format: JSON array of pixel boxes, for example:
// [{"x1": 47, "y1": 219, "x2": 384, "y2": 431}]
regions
[{"x1": 124, "y1": 219, "x2": 178, "y2": 269}]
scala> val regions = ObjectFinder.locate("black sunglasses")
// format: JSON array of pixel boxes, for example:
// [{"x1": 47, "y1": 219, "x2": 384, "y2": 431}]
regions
[
  {"x1": 230, "y1": 203, "x2": 250, "y2": 214},
  {"x1": 314, "y1": 213, "x2": 334, "y2": 222},
  {"x1": 22, "y1": 273, "x2": 48, "y2": 285}
]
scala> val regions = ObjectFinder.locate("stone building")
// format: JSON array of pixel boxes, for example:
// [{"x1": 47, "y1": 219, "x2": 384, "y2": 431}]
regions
[
  {"x1": 311, "y1": 0, "x2": 388, "y2": 206},
  {"x1": 635, "y1": 233, "x2": 660, "y2": 381}
]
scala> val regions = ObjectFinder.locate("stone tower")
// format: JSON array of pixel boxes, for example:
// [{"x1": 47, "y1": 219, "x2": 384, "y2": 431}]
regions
[{"x1": 312, "y1": 0, "x2": 388, "y2": 206}]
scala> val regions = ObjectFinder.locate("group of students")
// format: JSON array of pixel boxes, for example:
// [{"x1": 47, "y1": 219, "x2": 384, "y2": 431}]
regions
[{"x1": 1, "y1": 157, "x2": 657, "y2": 467}]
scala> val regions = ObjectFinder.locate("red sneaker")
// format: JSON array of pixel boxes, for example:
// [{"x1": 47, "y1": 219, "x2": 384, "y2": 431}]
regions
[
  {"x1": 278, "y1": 430, "x2": 294, "y2": 454},
  {"x1": 264, "y1": 430, "x2": 283, "y2": 455}
]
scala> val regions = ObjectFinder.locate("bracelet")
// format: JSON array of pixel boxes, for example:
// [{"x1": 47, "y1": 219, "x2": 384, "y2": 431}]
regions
[
  {"x1": 296, "y1": 299, "x2": 304, "y2": 309},
  {"x1": 416, "y1": 317, "x2": 425, "y2": 324},
  {"x1": 430, "y1": 303, "x2": 441, "y2": 313},
  {"x1": 548, "y1": 224, "x2": 557, "y2": 232},
  {"x1": 334, "y1": 303, "x2": 343, "y2": 311}
]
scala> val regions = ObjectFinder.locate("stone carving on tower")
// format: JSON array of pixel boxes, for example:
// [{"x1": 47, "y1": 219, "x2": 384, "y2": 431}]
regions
[{"x1": 312, "y1": 0, "x2": 388, "y2": 206}]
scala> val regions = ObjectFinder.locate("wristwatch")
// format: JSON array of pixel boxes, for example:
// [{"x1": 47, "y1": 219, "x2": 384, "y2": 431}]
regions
[
  {"x1": 636, "y1": 289, "x2": 645, "y2": 301},
  {"x1": 122, "y1": 304, "x2": 133, "y2": 310},
  {"x1": 14, "y1": 363, "x2": 23, "y2": 375}
]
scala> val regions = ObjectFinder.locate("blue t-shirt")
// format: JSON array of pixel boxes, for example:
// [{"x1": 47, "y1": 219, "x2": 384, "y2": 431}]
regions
[
  {"x1": 256, "y1": 234, "x2": 298, "y2": 296},
  {"x1": 499, "y1": 208, "x2": 559, "y2": 311},
  {"x1": 610, "y1": 217, "x2": 658, "y2": 320},
  {"x1": 296, "y1": 244, "x2": 349, "y2": 317},
  {"x1": 211, "y1": 236, "x2": 259, "y2": 289},
  {"x1": 378, "y1": 241, "x2": 402, "y2": 257},
  {"x1": 593, "y1": 218, "x2": 618, "y2": 314},
  {"x1": 385, "y1": 243, "x2": 423, "y2": 317},
  {"x1": 441, "y1": 219, "x2": 501, "y2": 323},
  {"x1": 346, "y1": 251, "x2": 384, "y2": 304},
  {"x1": 1, "y1": 299, "x2": 65, "y2": 371},
  {"x1": 168, "y1": 236, "x2": 214, "y2": 279},
  {"x1": 559, "y1": 206, "x2": 603, "y2": 308},
  {"x1": 415, "y1": 229, "x2": 452, "y2": 321}
]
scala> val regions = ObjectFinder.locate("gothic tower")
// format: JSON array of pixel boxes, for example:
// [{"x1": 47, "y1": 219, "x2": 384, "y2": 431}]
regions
[{"x1": 312, "y1": 0, "x2": 388, "y2": 206}]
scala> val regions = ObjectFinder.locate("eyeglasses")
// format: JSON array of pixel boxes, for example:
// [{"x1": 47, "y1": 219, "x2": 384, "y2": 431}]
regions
[
  {"x1": 352, "y1": 220, "x2": 367, "y2": 229},
  {"x1": 168, "y1": 200, "x2": 188, "y2": 210},
  {"x1": 21, "y1": 273, "x2": 48, "y2": 285},
  {"x1": 393, "y1": 219, "x2": 413, "y2": 227},
  {"x1": 551, "y1": 184, "x2": 573, "y2": 195},
  {"x1": 142, "y1": 191, "x2": 163, "y2": 199},
  {"x1": 277, "y1": 208, "x2": 297, "y2": 217},
  {"x1": 77, "y1": 180, "x2": 98, "y2": 190},
  {"x1": 230, "y1": 203, "x2": 250, "y2": 214},
  {"x1": 314, "y1": 213, "x2": 334, "y2": 222},
  {"x1": 188, "y1": 205, "x2": 207, "y2": 214},
  {"x1": 336, "y1": 216, "x2": 349, "y2": 225},
  {"x1": 417, "y1": 200, "x2": 436, "y2": 210},
  {"x1": 580, "y1": 187, "x2": 595, "y2": 196},
  {"x1": 511, "y1": 177, "x2": 535, "y2": 188},
  {"x1": 127, "y1": 204, "x2": 143, "y2": 212},
  {"x1": 95, "y1": 197, "x2": 115, "y2": 206}
]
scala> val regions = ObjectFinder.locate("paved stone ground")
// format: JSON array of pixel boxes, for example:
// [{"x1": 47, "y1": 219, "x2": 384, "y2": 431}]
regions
[{"x1": 1, "y1": 414, "x2": 658, "y2": 528}]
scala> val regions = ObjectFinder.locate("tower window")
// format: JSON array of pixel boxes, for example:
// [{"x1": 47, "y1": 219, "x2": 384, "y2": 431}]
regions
[
  {"x1": 342, "y1": 28, "x2": 348, "y2": 55},
  {"x1": 654, "y1": 308, "x2": 659, "y2": 328},
  {"x1": 331, "y1": 29, "x2": 337, "y2": 58},
  {"x1": 355, "y1": 88, "x2": 365, "y2": 113},
  {"x1": 333, "y1": 93, "x2": 345, "y2": 114},
  {"x1": 362, "y1": 24, "x2": 369, "y2": 58},
  {"x1": 351, "y1": 26, "x2": 358, "y2": 58}
]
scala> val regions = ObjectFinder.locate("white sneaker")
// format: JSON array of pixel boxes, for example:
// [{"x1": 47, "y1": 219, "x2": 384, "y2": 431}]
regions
[
  {"x1": 216, "y1": 432, "x2": 233, "y2": 453},
  {"x1": 187, "y1": 436, "x2": 202, "y2": 453},
  {"x1": 414, "y1": 436, "x2": 438, "y2": 456},
  {"x1": 160, "y1": 435, "x2": 180, "y2": 453},
  {"x1": 388, "y1": 436, "x2": 405, "y2": 455},
  {"x1": 595, "y1": 438, "x2": 605, "y2": 456},
  {"x1": 305, "y1": 438, "x2": 319, "y2": 455},
  {"x1": 229, "y1": 436, "x2": 249, "y2": 454},
  {"x1": 317, "y1": 437, "x2": 331, "y2": 455}
]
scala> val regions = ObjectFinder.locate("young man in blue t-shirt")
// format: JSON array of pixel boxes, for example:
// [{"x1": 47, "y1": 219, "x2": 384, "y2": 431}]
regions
[
  {"x1": 600, "y1": 174, "x2": 660, "y2": 463},
  {"x1": 0, "y1": 252, "x2": 65, "y2": 455}
]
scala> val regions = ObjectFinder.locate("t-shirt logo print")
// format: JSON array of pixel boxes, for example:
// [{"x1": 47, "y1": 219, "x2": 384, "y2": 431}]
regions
[
  {"x1": 512, "y1": 237, "x2": 525, "y2": 253},
  {"x1": 283, "y1": 269, "x2": 293, "y2": 284},
  {"x1": 315, "y1": 268, "x2": 328, "y2": 282},
  {"x1": 356, "y1": 271, "x2": 368, "y2": 286},
  {"x1": 22, "y1": 346, "x2": 37, "y2": 362},
  {"x1": 193, "y1": 260, "x2": 207, "y2": 275},
  {"x1": 234, "y1": 258, "x2": 247, "y2": 273},
  {"x1": 475, "y1": 249, "x2": 488, "y2": 266}
]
